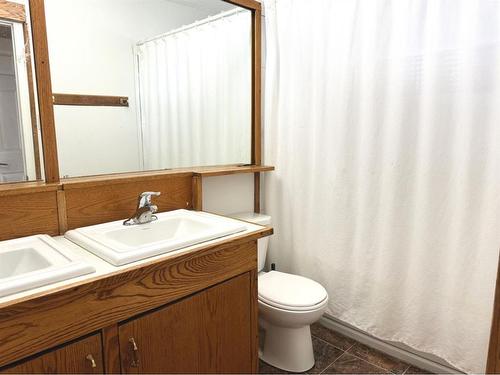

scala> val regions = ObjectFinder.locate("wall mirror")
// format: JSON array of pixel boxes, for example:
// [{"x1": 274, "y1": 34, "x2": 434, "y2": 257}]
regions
[
  {"x1": 43, "y1": 0, "x2": 253, "y2": 179},
  {"x1": 0, "y1": 1, "x2": 43, "y2": 183}
]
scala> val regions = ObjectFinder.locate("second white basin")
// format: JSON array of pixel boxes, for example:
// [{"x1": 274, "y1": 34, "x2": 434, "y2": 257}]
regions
[
  {"x1": 65, "y1": 209, "x2": 247, "y2": 266},
  {"x1": 0, "y1": 235, "x2": 96, "y2": 298}
]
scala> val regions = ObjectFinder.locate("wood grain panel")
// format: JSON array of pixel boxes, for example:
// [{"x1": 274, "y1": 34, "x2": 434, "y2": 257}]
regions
[
  {"x1": 193, "y1": 165, "x2": 274, "y2": 177},
  {"x1": 53, "y1": 93, "x2": 129, "y2": 107},
  {"x1": 29, "y1": 0, "x2": 60, "y2": 183},
  {"x1": 62, "y1": 170, "x2": 193, "y2": 189},
  {"x1": 56, "y1": 190, "x2": 67, "y2": 234},
  {"x1": 102, "y1": 325, "x2": 121, "y2": 374},
  {"x1": 192, "y1": 175, "x2": 202, "y2": 211},
  {"x1": 249, "y1": 269, "x2": 259, "y2": 373},
  {"x1": 23, "y1": 23, "x2": 42, "y2": 180},
  {"x1": 64, "y1": 175, "x2": 193, "y2": 229},
  {"x1": 0, "y1": 238, "x2": 259, "y2": 367},
  {"x1": 0, "y1": 181, "x2": 58, "y2": 197},
  {"x1": 254, "y1": 172, "x2": 260, "y2": 213},
  {"x1": 119, "y1": 273, "x2": 252, "y2": 374},
  {"x1": 0, "y1": 190, "x2": 59, "y2": 241},
  {"x1": 1, "y1": 333, "x2": 103, "y2": 374},
  {"x1": 0, "y1": 1, "x2": 25, "y2": 22},
  {"x1": 487, "y1": 255, "x2": 500, "y2": 373},
  {"x1": 251, "y1": 8, "x2": 262, "y2": 165},
  {"x1": 223, "y1": 0, "x2": 261, "y2": 11}
]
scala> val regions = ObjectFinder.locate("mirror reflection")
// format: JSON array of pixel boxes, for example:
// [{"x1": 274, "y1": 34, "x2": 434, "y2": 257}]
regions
[
  {"x1": 44, "y1": 0, "x2": 252, "y2": 178},
  {"x1": 0, "y1": 13, "x2": 42, "y2": 183}
]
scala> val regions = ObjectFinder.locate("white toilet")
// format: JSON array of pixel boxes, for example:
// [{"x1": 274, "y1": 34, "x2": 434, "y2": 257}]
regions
[{"x1": 231, "y1": 213, "x2": 329, "y2": 373}]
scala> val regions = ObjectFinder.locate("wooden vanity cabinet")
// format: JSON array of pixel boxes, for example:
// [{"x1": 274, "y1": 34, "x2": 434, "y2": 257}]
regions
[
  {"x1": 0, "y1": 274, "x2": 255, "y2": 375},
  {"x1": 0, "y1": 233, "x2": 268, "y2": 374},
  {"x1": 119, "y1": 273, "x2": 253, "y2": 374},
  {"x1": 1, "y1": 333, "x2": 104, "y2": 374}
]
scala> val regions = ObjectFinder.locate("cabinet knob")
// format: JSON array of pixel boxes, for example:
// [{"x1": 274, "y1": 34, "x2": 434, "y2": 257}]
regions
[
  {"x1": 129, "y1": 337, "x2": 140, "y2": 368},
  {"x1": 86, "y1": 354, "x2": 97, "y2": 368}
]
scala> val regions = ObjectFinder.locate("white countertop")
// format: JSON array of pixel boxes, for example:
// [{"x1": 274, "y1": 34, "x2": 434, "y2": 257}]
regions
[{"x1": 0, "y1": 220, "x2": 266, "y2": 307}]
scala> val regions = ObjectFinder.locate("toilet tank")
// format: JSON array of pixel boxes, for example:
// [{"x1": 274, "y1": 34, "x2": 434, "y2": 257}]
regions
[{"x1": 230, "y1": 212, "x2": 271, "y2": 272}]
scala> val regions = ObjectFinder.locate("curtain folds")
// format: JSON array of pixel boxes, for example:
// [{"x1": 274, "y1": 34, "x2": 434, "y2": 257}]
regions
[
  {"x1": 137, "y1": 10, "x2": 252, "y2": 170},
  {"x1": 263, "y1": 1, "x2": 500, "y2": 372}
]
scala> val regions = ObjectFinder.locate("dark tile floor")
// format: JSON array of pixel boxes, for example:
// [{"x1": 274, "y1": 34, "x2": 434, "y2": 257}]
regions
[{"x1": 259, "y1": 323, "x2": 432, "y2": 374}]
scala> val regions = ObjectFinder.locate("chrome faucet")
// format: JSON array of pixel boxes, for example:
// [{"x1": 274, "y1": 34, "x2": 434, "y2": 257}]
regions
[{"x1": 123, "y1": 192, "x2": 161, "y2": 226}]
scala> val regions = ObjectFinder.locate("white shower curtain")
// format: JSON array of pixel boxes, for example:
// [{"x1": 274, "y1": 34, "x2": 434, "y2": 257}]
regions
[
  {"x1": 263, "y1": 1, "x2": 500, "y2": 372},
  {"x1": 137, "y1": 10, "x2": 252, "y2": 170}
]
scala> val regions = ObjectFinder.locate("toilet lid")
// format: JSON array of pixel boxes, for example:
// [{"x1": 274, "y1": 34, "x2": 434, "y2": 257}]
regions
[{"x1": 258, "y1": 271, "x2": 328, "y2": 310}]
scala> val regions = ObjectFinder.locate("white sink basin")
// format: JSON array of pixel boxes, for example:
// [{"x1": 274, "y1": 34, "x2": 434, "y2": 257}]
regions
[
  {"x1": 0, "y1": 235, "x2": 95, "y2": 298},
  {"x1": 65, "y1": 209, "x2": 247, "y2": 266}
]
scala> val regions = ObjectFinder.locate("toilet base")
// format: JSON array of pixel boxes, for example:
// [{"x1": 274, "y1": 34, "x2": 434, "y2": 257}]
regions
[{"x1": 260, "y1": 324, "x2": 315, "y2": 373}]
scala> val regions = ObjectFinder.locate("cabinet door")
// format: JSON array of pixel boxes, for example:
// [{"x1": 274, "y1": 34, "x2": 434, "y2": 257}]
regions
[
  {"x1": 1, "y1": 333, "x2": 104, "y2": 374},
  {"x1": 119, "y1": 273, "x2": 253, "y2": 374}
]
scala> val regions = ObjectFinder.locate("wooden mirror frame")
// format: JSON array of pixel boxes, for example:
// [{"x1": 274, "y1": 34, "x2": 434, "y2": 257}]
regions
[{"x1": 28, "y1": 0, "x2": 263, "y2": 184}]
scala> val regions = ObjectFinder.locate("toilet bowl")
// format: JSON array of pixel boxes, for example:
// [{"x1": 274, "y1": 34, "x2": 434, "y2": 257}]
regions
[{"x1": 230, "y1": 212, "x2": 329, "y2": 373}]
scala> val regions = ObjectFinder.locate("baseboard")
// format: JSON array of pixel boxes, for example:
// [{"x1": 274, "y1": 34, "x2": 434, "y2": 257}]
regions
[{"x1": 319, "y1": 314, "x2": 463, "y2": 374}]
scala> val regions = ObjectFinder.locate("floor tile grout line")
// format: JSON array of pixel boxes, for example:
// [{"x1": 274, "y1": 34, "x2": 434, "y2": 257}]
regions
[
  {"x1": 320, "y1": 350, "x2": 348, "y2": 374},
  {"x1": 311, "y1": 333, "x2": 356, "y2": 353},
  {"x1": 339, "y1": 350, "x2": 400, "y2": 374},
  {"x1": 311, "y1": 334, "x2": 401, "y2": 375},
  {"x1": 345, "y1": 340, "x2": 411, "y2": 374},
  {"x1": 345, "y1": 343, "x2": 356, "y2": 352},
  {"x1": 262, "y1": 329, "x2": 418, "y2": 375}
]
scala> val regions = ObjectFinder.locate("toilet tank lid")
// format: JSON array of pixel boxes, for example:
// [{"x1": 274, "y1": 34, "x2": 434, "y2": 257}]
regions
[{"x1": 230, "y1": 212, "x2": 271, "y2": 226}]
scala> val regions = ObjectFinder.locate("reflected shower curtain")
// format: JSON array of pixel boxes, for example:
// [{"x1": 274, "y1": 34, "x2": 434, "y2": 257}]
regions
[
  {"x1": 137, "y1": 10, "x2": 251, "y2": 170},
  {"x1": 263, "y1": 1, "x2": 500, "y2": 372}
]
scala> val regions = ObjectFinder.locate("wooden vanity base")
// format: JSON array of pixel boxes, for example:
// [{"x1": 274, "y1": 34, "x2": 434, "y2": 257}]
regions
[{"x1": 0, "y1": 229, "x2": 270, "y2": 374}]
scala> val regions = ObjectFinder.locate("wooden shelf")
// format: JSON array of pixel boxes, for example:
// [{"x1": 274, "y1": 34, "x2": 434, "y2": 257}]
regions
[
  {"x1": 52, "y1": 93, "x2": 129, "y2": 107},
  {"x1": 61, "y1": 165, "x2": 274, "y2": 189},
  {"x1": 0, "y1": 181, "x2": 59, "y2": 197},
  {"x1": 192, "y1": 165, "x2": 274, "y2": 178}
]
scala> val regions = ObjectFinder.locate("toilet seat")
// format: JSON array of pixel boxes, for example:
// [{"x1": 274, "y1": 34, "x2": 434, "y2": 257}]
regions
[{"x1": 258, "y1": 271, "x2": 328, "y2": 311}]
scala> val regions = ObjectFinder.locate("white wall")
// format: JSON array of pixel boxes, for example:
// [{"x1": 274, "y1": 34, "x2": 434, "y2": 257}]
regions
[
  {"x1": 45, "y1": 0, "x2": 233, "y2": 177},
  {"x1": 202, "y1": 174, "x2": 255, "y2": 215}
]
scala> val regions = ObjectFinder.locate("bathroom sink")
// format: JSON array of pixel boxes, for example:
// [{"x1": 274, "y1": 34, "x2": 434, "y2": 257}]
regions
[
  {"x1": 0, "y1": 235, "x2": 96, "y2": 298},
  {"x1": 65, "y1": 209, "x2": 247, "y2": 266}
]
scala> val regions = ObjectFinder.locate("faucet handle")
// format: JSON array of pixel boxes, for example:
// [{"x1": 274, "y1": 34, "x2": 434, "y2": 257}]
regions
[
  {"x1": 140, "y1": 191, "x2": 161, "y2": 198},
  {"x1": 138, "y1": 191, "x2": 161, "y2": 207}
]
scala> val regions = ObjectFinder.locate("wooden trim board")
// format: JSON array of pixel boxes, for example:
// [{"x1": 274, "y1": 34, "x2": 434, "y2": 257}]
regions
[
  {"x1": 487, "y1": 255, "x2": 500, "y2": 373},
  {"x1": 192, "y1": 165, "x2": 274, "y2": 178},
  {"x1": 101, "y1": 325, "x2": 121, "y2": 374},
  {"x1": 0, "y1": 181, "x2": 58, "y2": 197},
  {"x1": 223, "y1": 0, "x2": 261, "y2": 11},
  {"x1": 192, "y1": 175, "x2": 202, "y2": 211},
  {"x1": 28, "y1": 0, "x2": 59, "y2": 183},
  {"x1": 251, "y1": 8, "x2": 262, "y2": 166},
  {"x1": 0, "y1": 1, "x2": 26, "y2": 23},
  {"x1": 254, "y1": 172, "x2": 260, "y2": 213},
  {"x1": 23, "y1": 22, "x2": 42, "y2": 180},
  {"x1": 53, "y1": 93, "x2": 129, "y2": 107}
]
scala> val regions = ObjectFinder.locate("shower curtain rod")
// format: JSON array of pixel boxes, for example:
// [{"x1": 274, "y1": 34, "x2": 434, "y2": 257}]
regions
[{"x1": 136, "y1": 8, "x2": 246, "y2": 46}]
